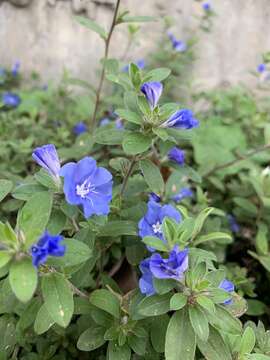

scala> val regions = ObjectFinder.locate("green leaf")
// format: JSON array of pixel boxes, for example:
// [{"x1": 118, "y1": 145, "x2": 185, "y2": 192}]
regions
[
  {"x1": 189, "y1": 305, "x2": 209, "y2": 342},
  {"x1": 75, "y1": 15, "x2": 107, "y2": 40},
  {"x1": 42, "y1": 273, "x2": 74, "y2": 327},
  {"x1": 0, "y1": 179, "x2": 13, "y2": 202},
  {"x1": 255, "y1": 223, "x2": 268, "y2": 256},
  {"x1": 121, "y1": 15, "x2": 157, "y2": 23},
  {"x1": 0, "y1": 251, "x2": 12, "y2": 268},
  {"x1": 170, "y1": 293, "x2": 187, "y2": 311},
  {"x1": 196, "y1": 295, "x2": 216, "y2": 314},
  {"x1": 239, "y1": 326, "x2": 256, "y2": 356},
  {"x1": 98, "y1": 221, "x2": 138, "y2": 237},
  {"x1": 233, "y1": 197, "x2": 257, "y2": 215},
  {"x1": 90, "y1": 289, "x2": 120, "y2": 318},
  {"x1": 248, "y1": 251, "x2": 270, "y2": 272},
  {"x1": 95, "y1": 127, "x2": 126, "y2": 145},
  {"x1": 122, "y1": 132, "x2": 152, "y2": 155},
  {"x1": 107, "y1": 342, "x2": 131, "y2": 360},
  {"x1": 9, "y1": 258, "x2": 37, "y2": 302},
  {"x1": 143, "y1": 68, "x2": 171, "y2": 82},
  {"x1": 191, "y1": 207, "x2": 214, "y2": 240},
  {"x1": 137, "y1": 293, "x2": 171, "y2": 317},
  {"x1": 116, "y1": 109, "x2": 142, "y2": 124},
  {"x1": 139, "y1": 159, "x2": 164, "y2": 195},
  {"x1": 77, "y1": 326, "x2": 106, "y2": 351},
  {"x1": 12, "y1": 183, "x2": 46, "y2": 201},
  {"x1": 246, "y1": 355, "x2": 270, "y2": 360},
  {"x1": 207, "y1": 305, "x2": 242, "y2": 335},
  {"x1": 34, "y1": 303, "x2": 55, "y2": 335},
  {"x1": 142, "y1": 236, "x2": 168, "y2": 252},
  {"x1": 0, "y1": 222, "x2": 18, "y2": 248},
  {"x1": 17, "y1": 191, "x2": 53, "y2": 248},
  {"x1": 246, "y1": 299, "x2": 266, "y2": 316},
  {"x1": 128, "y1": 335, "x2": 147, "y2": 356},
  {"x1": 194, "y1": 232, "x2": 232, "y2": 246},
  {"x1": 197, "y1": 326, "x2": 232, "y2": 360},
  {"x1": 150, "y1": 315, "x2": 169, "y2": 353},
  {"x1": 165, "y1": 309, "x2": 196, "y2": 360},
  {"x1": 47, "y1": 238, "x2": 92, "y2": 268}
]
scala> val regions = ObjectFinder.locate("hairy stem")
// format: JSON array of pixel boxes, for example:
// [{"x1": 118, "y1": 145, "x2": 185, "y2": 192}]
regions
[
  {"x1": 69, "y1": 281, "x2": 89, "y2": 299},
  {"x1": 120, "y1": 157, "x2": 137, "y2": 197},
  {"x1": 204, "y1": 143, "x2": 270, "y2": 177},
  {"x1": 90, "y1": 0, "x2": 121, "y2": 132}
]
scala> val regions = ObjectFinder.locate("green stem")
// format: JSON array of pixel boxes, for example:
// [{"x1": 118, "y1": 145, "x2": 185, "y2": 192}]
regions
[
  {"x1": 120, "y1": 157, "x2": 137, "y2": 197},
  {"x1": 90, "y1": 0, "x2": 121, "y2": 132},
  {"x1": 203, "y1": 143, "x2": 270, "y2": 177}
]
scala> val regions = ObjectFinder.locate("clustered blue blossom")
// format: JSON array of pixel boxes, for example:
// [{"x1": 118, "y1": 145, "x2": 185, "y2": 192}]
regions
[
  {"x1": 2, "y1": 92, "x2": 21, "y2": 107},
  {"x1": 202, "y1": 2, "x2": 211, "y2": 11},
  {"x1": 219, "y1": 278, "x2": 235, "y2": 304},
  {"x1": 168, "y1": 147, "x2": 185, "y2": 166},
  {"x1": 138, "y1": 199, "x2": 181, "y2": 247},
  {"x1": 100, "y1": 117, "x2": 110, "y2": 126},
  {"x1": 60, "y1": 156, "x2": 113, "y2": 219},
  {"x1": 31, "y1": 231, "x2": 66, "y2": 268},
  {"x1": 32, "y1": 144, "x2": 61, "y2": 180},
  {"x1": 141, "y1": 81, "x2": 163, "y2": 110},
  {"x1": 161, "y1": 109, "x2": 199, "y2": 129},
  {"x1": 168, "y1": 32, "x2": 187, "y2": 52},
  {"x1": 139, "y1": 246, "x2": 189, "y2": 296},
  {"x1": 227, "y1": 214, "x2": 240, "y2": 233},
  {"x1": 172, "y1": 187, "x2": 194, "y2": 203},
  {"x1": 73, "y1": 121, "x2": 88, "y2": 135},
  {"x1": 257, "y1": 63, "x2": 266, "y2": 73},
  {"x1": 11, "y1": 60, "x2": 20, "y2": 76}
]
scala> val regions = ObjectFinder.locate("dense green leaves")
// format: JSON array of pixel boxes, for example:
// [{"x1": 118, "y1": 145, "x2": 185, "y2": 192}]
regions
[
  {"x1": 17, "y1": 191, "x2": 53, "y2": 247},
  {"x1": 197, "y1": 326, "x2": 232, "y2": 360},
  {"x1": 165, "y1": 309, "x2": 196, "y2": 360},
  {"x1": 41, "y1": 273, "x2": 74, "y2": 327},
  {"x1": 9, "y1": 258, "x2": 37, "y2": 302}
]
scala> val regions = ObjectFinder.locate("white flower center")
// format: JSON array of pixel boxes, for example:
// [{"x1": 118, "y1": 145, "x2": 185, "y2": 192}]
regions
[
  {"x1": 76, "y1": 179, "x2": 96, "y2": 199},
  {"x1": 152, "y1": 221, "x2": 162, "y2": 234}
]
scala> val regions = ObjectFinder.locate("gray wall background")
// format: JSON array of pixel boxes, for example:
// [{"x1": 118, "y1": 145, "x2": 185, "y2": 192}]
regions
[{"x1": 1, "y1": 0, "x2": 269, "y2": 89}]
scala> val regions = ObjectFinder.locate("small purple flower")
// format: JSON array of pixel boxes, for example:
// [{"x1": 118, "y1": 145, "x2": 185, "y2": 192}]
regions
[
  {"x1": 168, "y1": 147, "x2": 185, "y2": 166},
  {"x1": 257, "y1": 63, "x2": 266, "y2": 73},
  {"x1": 139, "y1": 246, "x2": 189, "y2": 296},
  {"x1": 11, "y1": 60, "x2": 20, "y2": 76},
  {"x1": 172, "y1": 188, "x2": 193, "y2": 203},
  {"x1": 31, "y1": 231, "x2": 66, "y2": 268},
  {"x1": 168, "y1": 33, "x2": 187, "y2": 52},
  {"x1": 60, "y1": 157, "x2": 113, "y2": 219},
  {"x1": 160, "y1": 109, "x2": 199, "y2": 129},
  {"x1": 73, "y1": 121, "x2": 87, "y2": 135},
  {"x1": 2, "y1": 92, "x2": 21, "y2": 108},
  {"x1": 202, "y1": 2, "x2": 211, "y2": 11},
  {"x1": 100, "y1": 118, "x2": 110, "y2": 126},
  {"x1": 219, "y1": 279, "x2": 234, "y2": 305},
  {"x1": 149, "y1": 193, "x2": 161, "y2": 203},
  {"x1": 227, "y1": 214, "x2": 240, "y2": 233},
  {"x1": 140, "y1": 82, "x2": 163, "y2": 110},
  {"x1": 115, "y1": 117, "x2": 124, "y2": 129},
  {"x1": 138, "y1": 200, "x2": 181, "y2": 247},
  {"x1": 139, "y1": 258, "x2": 155, "y2": 296},
  {"x1": 32, "y1": 144, "x2": 61, "y2": 179},
  {"x1": 150, "y1": 246, "x2": 189, "y2": 280}
]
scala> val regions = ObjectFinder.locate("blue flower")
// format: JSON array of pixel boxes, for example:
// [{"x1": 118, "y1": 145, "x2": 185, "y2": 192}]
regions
[
  {"x1": 219, "y1": 279, "x2": 234, "y2": 305},
  {"x1": 138, "y1": 200, "x2": 181, "y2": 247},
  {"x1": 100, "y1": 118, "x2": 110, "y2": 126},
  {"x1": 11, "y1": 60, "x2": 20, "y2": 76},
  {"x1": 2, "y1": 92, "x2": 21, "y2": 107},
  {"x1": 115, "y1": 117, "x2": 124, "y2": 129},
  {"x1": 257, "y1": 63, "x2": 266, "y2": 73},
  {"x1": 150, "y1": 246, "x2": 189, "y2": 280},
  {"x1": 202, "y1": 2, "x2": 211, "y2": 11},
  {"x1": 168, "y1": 33, "x2": 187, "y2": 52},
  {"x1": 227, "y1": 214, "x2": 240, "y2": 233},
  {"x1": 172, "y1": 188, "x2": 193, "y2": 203},
  {"x1": 139, "y1": 246, "x2": 189, "y2": 296},
  {"x1": 60, "y1": 157, "x2": 113, "y2": 219},
  {"x1": 160, "y1": 109, "x2": 199, "y2": 129},
  {"x1": 32, "y1": 144, "x2": 61, "y2": 179},
  {"x1": 140, "y1": 82, "x2": 163, "y2": 110},
  {"x1": 168, "y1": 147, "x2": 185, "y2": 166},
  {"x1": 31, "y1": 231, "x2": 66, "y2": 268},
  {"x1": 139, "y1": 258, "x2": 155, "y2": 296},
  {"x1": 149, "y1": 193, "x2": 161, "y2": 203},
  {"x1": 73, "y1": 121, "x2": 87, "y2": 135}
]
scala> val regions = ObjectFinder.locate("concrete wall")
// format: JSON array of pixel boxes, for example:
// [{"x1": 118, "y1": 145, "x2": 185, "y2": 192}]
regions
[{"x1": 1, "y1": 0, "x2": 269, "y2": 89}]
